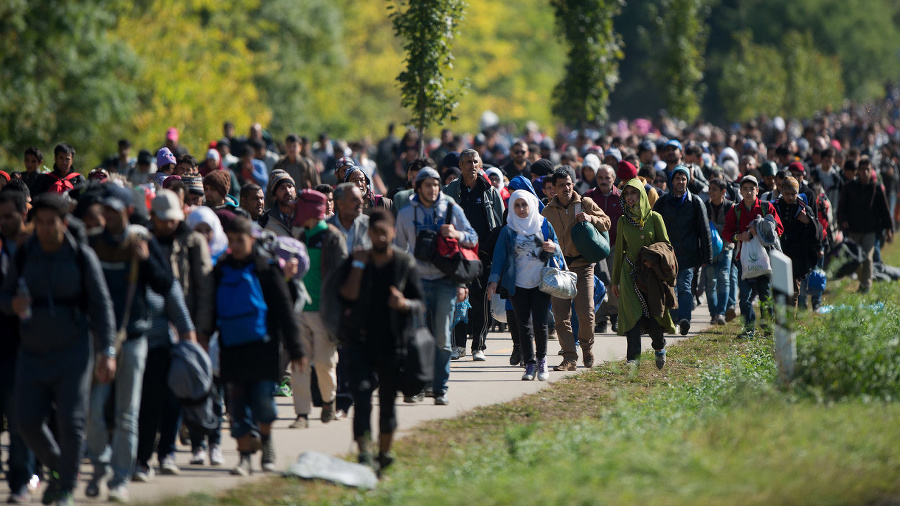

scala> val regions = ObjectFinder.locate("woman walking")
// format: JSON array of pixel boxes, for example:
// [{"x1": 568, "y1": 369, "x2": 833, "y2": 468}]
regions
[
  {"x1": 610, "y1": 180, "x2": 675, "y2": 368},
  {"x1": 487, "y1": 190, "x2": 564, "y2": 381}
]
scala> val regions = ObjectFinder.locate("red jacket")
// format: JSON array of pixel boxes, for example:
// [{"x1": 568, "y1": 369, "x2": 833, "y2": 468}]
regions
[{"x1": 723, "y1": 198, "x2": 784, "y2": 257}]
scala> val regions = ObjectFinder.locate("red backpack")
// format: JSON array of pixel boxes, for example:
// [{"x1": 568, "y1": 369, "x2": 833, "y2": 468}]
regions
[{"x1": 48, "y1": 172, "x2": 80, "y2": 194}]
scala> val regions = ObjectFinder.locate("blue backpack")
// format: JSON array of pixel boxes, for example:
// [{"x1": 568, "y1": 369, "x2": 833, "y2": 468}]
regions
[{"x1": 216, "y1": 262, "x2": 269, "y2": 347}]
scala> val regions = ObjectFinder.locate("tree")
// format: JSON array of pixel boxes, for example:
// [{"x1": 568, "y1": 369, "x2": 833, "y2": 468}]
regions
[
  {"x1": 718, "y1": 32, "x2": 787, "y2": 122},
  {"x1": 550, "y1": 0, "x2": 624, "y2": 128},
  {"x1": 642, "y1": 0, "x2": 712, "y2": 122},
  {"x1": 388, "y1": 0, "x2": 468, "y2": 154},
  {"x1": 0, "y1": 0, "x2": 139, "y2": 171}
]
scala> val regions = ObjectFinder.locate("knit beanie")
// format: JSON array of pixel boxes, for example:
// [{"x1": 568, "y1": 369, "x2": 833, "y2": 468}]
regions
[
  {"x1": 530, "y1": 158, "x2": 555, "y2": 177},
  {"x1": 203, "y1": 170, "x2": 231, "y2": 197},
  {"x1": 617, "y1": 160, "x2": 639, "y2": 182}
]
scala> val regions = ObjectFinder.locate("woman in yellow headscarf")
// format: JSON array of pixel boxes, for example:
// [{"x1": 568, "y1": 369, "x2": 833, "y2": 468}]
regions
[{"x1": 610, "y1": 179, "x2": 675, "y2": 368}]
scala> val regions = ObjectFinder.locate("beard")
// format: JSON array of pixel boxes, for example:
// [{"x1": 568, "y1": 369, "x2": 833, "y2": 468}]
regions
[{"x1": 373, "y1": 242, "x2": 389, "y2": 254}]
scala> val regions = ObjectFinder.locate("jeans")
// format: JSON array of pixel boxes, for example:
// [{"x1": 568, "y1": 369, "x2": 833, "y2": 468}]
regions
[
  {"x1": 624, "y1": 317, "x2": 666, "y2": 361},
  {"x1": 15, "y1": 339, "x2": 92, "y2": 495},
  {"x1": 87, "y1": 337, "x2": 148, "y2": 487},
  {"x1": 0, "y1": 355, "x2": 35, "y2": 494},
  {"x1": 137, "y1": 345, "x2": 182, "y2": 467},
  {"x1": 705, "y1": 250, "x2": 733, "y2": 317},
  {"x1": 727, "y1": 262, "x2": 739, "y2": 310},
  {"x1": 737, "y1": 264, "x2": 772, "y2": 330},
  {"x1": 510, "y1": 286, "x2": 551, "y2": 365},
  {"x1": 227, "y1": 381, "x2": 278, "y2": 439},
  {"x1": 346, "y1": 346, "x2": 400, "y2": 440},
  {"x1": 675, "y1": 267, "x2": 694, "y2": 322},
  {"x1": 422, "y1": 277, "x2": 457, "y2": 395}
]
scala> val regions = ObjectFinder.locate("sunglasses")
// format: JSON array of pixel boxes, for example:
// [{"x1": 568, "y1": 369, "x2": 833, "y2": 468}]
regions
[{"x1": 513, "y1": 150, "x2": 526, "y2": 155}]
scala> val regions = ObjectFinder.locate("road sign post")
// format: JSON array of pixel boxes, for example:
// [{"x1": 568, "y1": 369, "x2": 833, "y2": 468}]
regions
[{"x1": 769, "y1": 249, "x2": 795, "y2": 386}]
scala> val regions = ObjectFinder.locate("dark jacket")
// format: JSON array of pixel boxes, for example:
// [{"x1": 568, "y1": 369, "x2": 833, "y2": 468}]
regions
[
  {"x1": 636, "y1": 242, "x2": 679, "y2": 318},
  {"x1": 838, "y1": 180, "x2": 892, "y2": 234},
  {"x1": 214, "y1": 246, "x2": 304, "y2": 383},
  {"x1": 1, "y1": 231, "x2": 116, "y2": 355},
  {"x1": 443, "y1": 175, "x2": 505, "y2": 256},
  {"x1": 653, "y1": 190, "x2": 713, "y2": 269},
  {"x1": 773, "y1": 200, "x2": 822, "y2": 278},
  {"x1": 89, "y1": 226, "x2": 174, "y2": 340},
  {"x1": 336, "y1": 247, "x2": 425, "y2": 352},
  {"x1": 31, "y1": 169, "x2": 87, "y2": 195},
  {"x1": 155, "y1": 222, "x2": 215, "y2": 337}
]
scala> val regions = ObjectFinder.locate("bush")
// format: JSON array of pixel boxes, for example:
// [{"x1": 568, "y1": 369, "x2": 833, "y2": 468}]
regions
[{"x1": 793, "y1": 294, "x2": 900, "y2": 402}]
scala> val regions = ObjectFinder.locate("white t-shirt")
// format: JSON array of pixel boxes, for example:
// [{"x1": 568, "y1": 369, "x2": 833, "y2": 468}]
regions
[{"x1": 514, "y1": 233, "x2": 544, "y2": 289}]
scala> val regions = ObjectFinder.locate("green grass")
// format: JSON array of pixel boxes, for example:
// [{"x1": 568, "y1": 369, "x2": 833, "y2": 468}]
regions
[{"x1": 164, "y1": 247, "x2": 900, "y2": 506}]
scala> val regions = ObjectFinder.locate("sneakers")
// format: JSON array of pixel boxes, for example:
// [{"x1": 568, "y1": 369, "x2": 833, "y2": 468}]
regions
[
  {"x1": 610, "y1": 315, "x2": 618, "y2": 333},
  {"x1": 321, "y1": 402, "x2": 337, "y2": 424},
  {"x1": 403, "y1": 393, "x2": 424, "y2": 403},
  {"x1": 679, "y1": 319, "x2": 690, "y2": 336},
  {"x1": 133, "y1": 464, "x2": 154, "y2": 483},
  {"x1": 737, "y1": 328, "x2": 756, "y2": 340},
  {"x1": 55, "y1": 492, "x2": 74, "y2": 506},
  {"x1": 434, "y1": 393, "x2": 449, "y2": 405},
  {"x1": 509, "y1": 347, "x2": 522, "y2": 367},
  {"x1": 521, "y1": 363, "x2": 536, "y2": 381},
  {"x1": 450, "y1": 347, "x2": 461, "y2": 360},
  {"x1": 626, "y1": 359, "x2": 639, "y2": 368},
  {"x1": 537, "y1": 358, "x2": 549, "y2": 381},
  {"x1": 553, "y1": 359, "x2": 577, "y2": 372},
  {"x1": 473, "y1": 350, "x2": 486, "y2": 361},
  {"x1": 273, "y1": 380, "x2": 292, "y2": 397},
  {"x1": 596, "y1": 318, "x2": 608, "y2": 333},
  {"x1": 159, "y1": 454, "x2": 180, "y2": 475},
  {"x1": 582, "y1": 349, "x2": 594, "y2": 368},
  {"x1": 725, "y1": 306, "x2": 737, "y2": 322},
  {"x1": 210, "y1": 444, "x2": 225, "y2": 466},
  {"x1": 7, "y1": 488, "x2": 30, "y2": 504},
  {"x1": 289, "y1": 415, "x2": 309, "y2": 429},
  {"x1": 547, "y1": 328, "x2": 557, "y2": 340},
  {"x1": 715, "y1": 314, "x2": 726, "y2": 326},
  {"x1": 85, "y1": 474, "x2": 103, "y2": 498},
  {"x1": 231, "y1": 455, "x2": 252, "y2": 476},
  {"x1": 377, "y1": 452, "x2": 395, "y2": 473},
  {"x1": 655, "y1": 349, "x2": 667, "y2": 370},
  {"x1": 261, "y1": 438, "x2": 276, "y2": 472},
  {"x1": 108, "y1": 484, "x2": 129, "y2": 503},
  {"x1": 190, "y1": 447, "x2": 208, "y2": 465}
]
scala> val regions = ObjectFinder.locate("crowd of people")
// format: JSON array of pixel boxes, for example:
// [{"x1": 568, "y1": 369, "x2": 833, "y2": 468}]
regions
[{"x1": 1, "y1": 103, "x2": 899, "y2": 504}]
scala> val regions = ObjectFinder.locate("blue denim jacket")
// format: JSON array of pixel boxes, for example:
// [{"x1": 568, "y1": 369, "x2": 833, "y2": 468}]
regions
[{"x1": 488, "y1": 218, "x2": 565, "y2": 296}]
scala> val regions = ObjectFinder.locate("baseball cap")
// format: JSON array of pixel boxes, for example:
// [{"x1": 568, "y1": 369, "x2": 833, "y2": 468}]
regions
[
  {"x1": 151, "y1": 189, "x2": 185, "y2": 221},
  {"x1": 665, "y1": 139, "x2": 683, "y2": 151},
  {"x1": 740, "y1": 175, "x2": 759, "y2": 187}
]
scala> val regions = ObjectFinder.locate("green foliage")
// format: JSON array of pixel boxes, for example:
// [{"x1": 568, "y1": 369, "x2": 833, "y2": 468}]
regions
[
  {"x1": 549, "y1": 0, "x2": 624, "y2": 127},
  {"x1": 642, "y1": 0, "x2": 712, "y2": 121},
  {"x1": 0, "y1": 0, "x2": 139, "y2": 170},
  {"x1": 794, "y1": 296, "x2": 900, "y2": 402},
  {"x1": 388, "y1": 0, "x2": 469, "y2": 148},
  {"x1": 719, "y1": 31, "x2": 844, "y2": 122}
]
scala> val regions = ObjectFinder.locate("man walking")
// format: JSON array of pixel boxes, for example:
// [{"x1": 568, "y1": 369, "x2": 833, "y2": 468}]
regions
[
  {"x1": 542, "y1": 169, "x2": 611, "y2": 371},
  {"x1": 2, "y1": 194, "x2": 116, "y2": 506},
  {"x1": 653, "y1": 164, "x2": 713, "y2": 335},
  {"x1": 584, "y1": 163, "x2": 622, "y2": 333},
  {"x1": 442, "y1": 149, "x2": 504, "y2": 360}
]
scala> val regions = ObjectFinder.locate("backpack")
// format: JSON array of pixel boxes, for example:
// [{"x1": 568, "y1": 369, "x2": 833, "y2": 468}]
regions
[
  {"x1": 216, "y1": 262, "x2": 269, "y2": 347},
  {"x1": 48, "y1": 172, "x2": 80, "y2": 194}
]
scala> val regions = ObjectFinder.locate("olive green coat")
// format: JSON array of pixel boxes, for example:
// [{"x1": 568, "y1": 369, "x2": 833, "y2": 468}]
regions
[{"x1": 611, "y1": 180, "x2": 676, "y2": 336}]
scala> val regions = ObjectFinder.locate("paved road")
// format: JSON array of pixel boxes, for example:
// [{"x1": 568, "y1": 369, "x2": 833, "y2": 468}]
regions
[{"x1": 4, "y1": 309, "x2": 711, "y2": 504}]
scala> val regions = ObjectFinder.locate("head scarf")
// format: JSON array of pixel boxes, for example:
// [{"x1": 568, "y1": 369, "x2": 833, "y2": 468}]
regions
[
  {"x1": 621, "y1": 178, "x2": 650, "y2": 229},
  {"x1": 507, "y1": 175, "x2": 545, "y2": 212},
  {"x1": 186, "y1": 206, "x2": 228, "y2": 259},
  {"x1": 507, "y1": 189, "x2": 543, "y2": 236}
]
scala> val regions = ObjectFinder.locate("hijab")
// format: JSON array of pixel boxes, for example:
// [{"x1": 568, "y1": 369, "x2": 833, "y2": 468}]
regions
[
  {"x1": 507, "y1": 189, "x2": 543, "y2": 236},
  {"x1": 507, "y1": 175, "x2": 545, "y2": 212},
  {"x1": 186, "y1": 205, "x2": 228, "y2": 260},
  {"x1": 622, "y1": 178, "x2": 650, "y2": 229}
]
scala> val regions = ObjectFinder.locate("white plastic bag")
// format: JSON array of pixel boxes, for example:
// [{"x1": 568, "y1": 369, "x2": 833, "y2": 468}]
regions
[
  {"x1": 740, "y1": 235, "x2": 772, "y2": 279},
  {"x1": 490, "y1": 293, "x2": 507, "y2": 323},
  {"x1": 540, "y1": 257, "x2": 578, "y2": 299}
]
